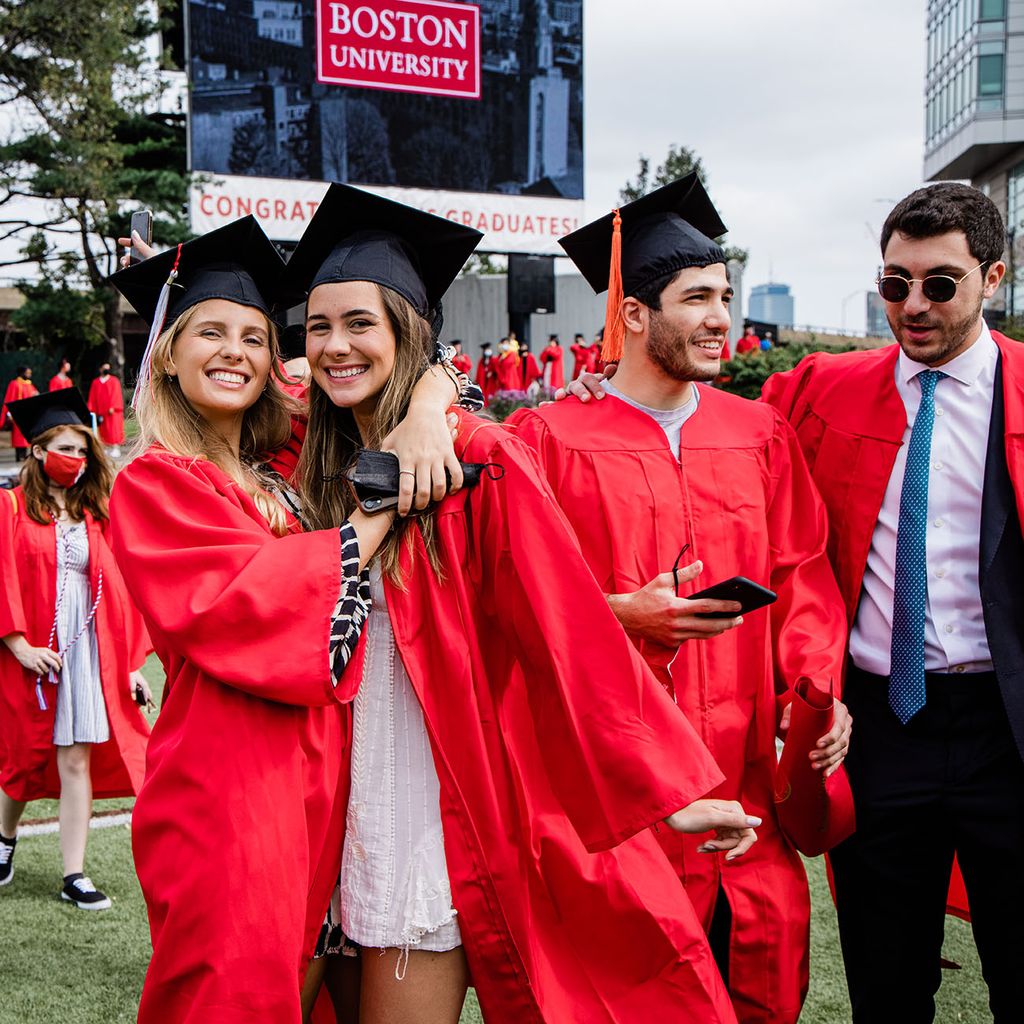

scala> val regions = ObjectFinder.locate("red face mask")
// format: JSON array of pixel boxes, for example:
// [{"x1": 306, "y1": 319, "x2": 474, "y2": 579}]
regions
[{"x1": 42, "y1": 450, "x2": 86, "y2": 488}]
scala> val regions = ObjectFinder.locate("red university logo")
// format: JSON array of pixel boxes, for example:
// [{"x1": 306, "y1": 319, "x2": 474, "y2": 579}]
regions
[{"x1": 316, "y1": 0, "x2": 481, "y2": 99}]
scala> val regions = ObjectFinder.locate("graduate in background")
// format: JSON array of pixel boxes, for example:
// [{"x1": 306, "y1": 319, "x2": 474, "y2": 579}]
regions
[
  {"x1": 86, "y1": 363, "x2": 125, "y2": 458},
  {"x1": 0, "y1": 388, "x2": 151, "y2": 908},
  {"x1": 449, "y1": 339, "x2": 472, "y2": 375},
  {"x1": 49, "y1": 359, "x2": 73, "y2": 392},
  {"x1": 569, "y1": 332, "x2": 590, "y2": 379},
  {"x1": 494, "y1": 335, "x2": 521, "y2": 391},
  {"x1": 1, "y1": 367, "x2": 39, "y2": 461},
  {"x1": 517, "y1": 175, "x2": 850, "y2": 1024},
  {"x1": 107, "y1": 216, "x2": 466, "y2": 1024},
  {"x1": 520, "y1": 340, "x2": 543, "y2": 392},
  {"x1": 285, "y1": 182, "x2": 760, "y2": 1024},
  {"x1": 475, "y1": 341, "x2": 498, "y2": 403},
  {"x1": 539, "y1": 333, "x2": 564, "y2": 390}
]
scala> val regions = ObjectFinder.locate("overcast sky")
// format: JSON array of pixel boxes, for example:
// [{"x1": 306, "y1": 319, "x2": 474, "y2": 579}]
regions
[
  {"x1": 2, "y1": 0, "x2": 928, "y2": 333},
  {"x1": 582, "y1": 0, "x2": 927, "y2": 332}
]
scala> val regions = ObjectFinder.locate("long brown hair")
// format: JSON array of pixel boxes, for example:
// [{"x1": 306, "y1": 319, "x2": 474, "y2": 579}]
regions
[
  {"x1": 131, "y1": 301, "x2": 299, "y2": 536},
  {"x1": 297, "y1": 283, "x2": 443, "y2": 582},
  {"x1": 21, "y1": 424, "x2": 113, "y2": 525}
]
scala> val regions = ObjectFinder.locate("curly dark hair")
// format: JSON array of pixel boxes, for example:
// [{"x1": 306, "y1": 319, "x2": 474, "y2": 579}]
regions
[{"x1": 881, "y1": 183, "x2": 1005, "y2": 266}]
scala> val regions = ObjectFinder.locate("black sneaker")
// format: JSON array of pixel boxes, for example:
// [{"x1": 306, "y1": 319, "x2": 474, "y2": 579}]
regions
[
  {"x1": 0, "y1": 834, "x2": 14, "y2": 887},
  {"x1": 60, "y1": 874, "x2": 111, "y2": 910}
]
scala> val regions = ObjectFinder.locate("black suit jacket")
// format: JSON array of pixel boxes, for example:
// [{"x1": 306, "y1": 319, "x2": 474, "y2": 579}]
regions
[{"x1": 980, "y1": 353, "x2": 1024, "y2": 761}]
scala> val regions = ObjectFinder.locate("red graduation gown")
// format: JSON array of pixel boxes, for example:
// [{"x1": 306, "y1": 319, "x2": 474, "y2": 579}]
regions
[
  {"x1": 87, "y1": 375, "x2": 125, "y2": 445},
  {"x1": 2, "y1": 378, "x2": 39, "y2": 448},
  {"x1": 521, "y1": 352, "x2": 543, "y2": 389},
  {"x1": 452, "y1": 353, "x2": 472, "y2": 375},
  {"x1": 109, "y1": 449, "x2": 365, "y2": 1024},
  {"x1": 494, "y1": 351, "x2": 521, "y2": 391},
  {"x1": 539, "y1": 344, "x2": 564, "y2": 389},
  {"x1": 510, "y1": 389, "x2": 849, "y2": 1024},
  {"x1": 374, "y1": 413, "x2": 736, "y2": 1022},
  {"x1": 475, "y1": 355, "x2": 498, "y2": 403},
  {"x1": 49, "y1": 374, "x2": 73, "y2": 392},
  {"x1": 570, "y1": 343, "x2": 590, "y2": 379},
  {"x1": 0, "y1": 489, "x2": 150, "y2": 800},
  {"x1": 760, "y1": 331, "x2": 1024, "y2": 924}
]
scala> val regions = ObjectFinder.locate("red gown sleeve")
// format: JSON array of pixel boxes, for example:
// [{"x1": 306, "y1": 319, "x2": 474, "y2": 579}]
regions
[
  {"x1": 762, "y1": 411, "x2": 848, "y2": 703},
  {"x1": 109, "y1": 453, "x2": 347, "y2": 706},
  {"x1": 0, "y1": 491, "x2": 28, "y2": 639},
  {"x1": 99, "y1": 517, "x2": 152, "y2": 671},
  {"x1": 472, "y1": 433, "x2": 724, "y2": 853}
]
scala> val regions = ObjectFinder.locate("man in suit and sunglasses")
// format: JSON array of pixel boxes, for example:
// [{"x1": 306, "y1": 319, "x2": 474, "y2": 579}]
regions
[{"x1": 762, "y1": 182, "x2": 1024, "y2": 1023}]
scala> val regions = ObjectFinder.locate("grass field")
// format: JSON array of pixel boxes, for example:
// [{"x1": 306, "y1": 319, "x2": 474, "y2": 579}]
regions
[{"x1": 0, "y1": 656, "x2": 994, "y2": 1023}]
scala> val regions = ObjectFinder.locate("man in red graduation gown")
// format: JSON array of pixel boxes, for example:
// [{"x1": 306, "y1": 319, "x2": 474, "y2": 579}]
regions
[
  {"x1": 512, "y1": 175, "x2": 850, "y2": 1024},
  {"x1": 49, "y1": 360, "x2": 73, "y2": 392},
  {"x1": 569, "y1": 332, "x2": 590, "y2": 379},
  {"x1": 762, "y1": 183, "x2": 1024, "y2": 1024},
  {"x1": 87, "y1": 363, "x2": 125, "y2": 455}
]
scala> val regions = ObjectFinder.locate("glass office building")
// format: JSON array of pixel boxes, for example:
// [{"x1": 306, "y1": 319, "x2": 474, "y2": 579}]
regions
[{"x1": 924, "y1": 0, "x2": 1024, "y2": 316}]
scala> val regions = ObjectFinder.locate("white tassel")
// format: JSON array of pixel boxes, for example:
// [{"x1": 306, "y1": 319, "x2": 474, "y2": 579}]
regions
[{"x1": 132, "y1": 243, "x2": 182, "y2": 411}]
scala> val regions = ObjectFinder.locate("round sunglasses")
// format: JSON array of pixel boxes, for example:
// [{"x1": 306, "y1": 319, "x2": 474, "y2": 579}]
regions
[{"x1": 876, "y1": 263, "x2": 985, "y2": 304}]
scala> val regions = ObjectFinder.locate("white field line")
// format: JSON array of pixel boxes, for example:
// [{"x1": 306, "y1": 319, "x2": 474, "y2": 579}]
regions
[{"x1": 19, "y1": 811, "x2": 131, "y2": 837}]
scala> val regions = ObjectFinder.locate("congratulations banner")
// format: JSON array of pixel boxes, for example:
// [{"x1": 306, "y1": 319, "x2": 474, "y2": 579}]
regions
[{"x1": 191, "y1": 174, "x2": 583, "y2": 255}]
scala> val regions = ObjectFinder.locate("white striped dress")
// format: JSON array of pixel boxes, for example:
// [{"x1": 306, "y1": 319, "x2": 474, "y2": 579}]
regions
[{"x1": 52, "y1": 522, "x2": 109, "y2": 746}]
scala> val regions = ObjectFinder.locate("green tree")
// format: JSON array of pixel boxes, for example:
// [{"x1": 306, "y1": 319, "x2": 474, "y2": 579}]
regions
[
  {"x1": 620, "y1": 143, "x2": 748, "y2": 267},
  {"x1": 0, "y1": 0, "x2": 190, "y2": 372}
]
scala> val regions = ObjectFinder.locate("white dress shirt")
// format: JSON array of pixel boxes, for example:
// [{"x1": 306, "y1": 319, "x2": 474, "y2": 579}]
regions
[{"x1": 849, "y1": 322, "x2": 997, "y2": 676}]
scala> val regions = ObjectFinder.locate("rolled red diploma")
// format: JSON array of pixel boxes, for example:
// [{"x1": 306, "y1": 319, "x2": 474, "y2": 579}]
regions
[{"x1": 774, "y1": 676, "x2": 856, "y2": 857}]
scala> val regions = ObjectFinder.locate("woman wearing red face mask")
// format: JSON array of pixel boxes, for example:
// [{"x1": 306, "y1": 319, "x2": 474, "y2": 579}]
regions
[{"x1": 0, "y1": 388, "x2": 152, "y2": 908}]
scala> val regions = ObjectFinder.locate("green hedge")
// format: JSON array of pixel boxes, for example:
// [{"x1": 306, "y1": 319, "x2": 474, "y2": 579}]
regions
[{"x1": 719, "y1": 343, "x2": 857, "y2": 401}]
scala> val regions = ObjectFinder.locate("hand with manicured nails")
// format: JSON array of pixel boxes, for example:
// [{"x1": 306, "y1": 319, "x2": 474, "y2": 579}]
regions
[
  {"x1": 665, "y1": 799, "x2": 761, "y2": 861},
  {"x1": 4, "y1": 634, "x2": 62, "y2": 677},
  {"x1": 606, "y1": 560, "x2": 743, "y2": 647},
  {"x1": 116, "y1": 231, "x2": 157, "y2": 268}
]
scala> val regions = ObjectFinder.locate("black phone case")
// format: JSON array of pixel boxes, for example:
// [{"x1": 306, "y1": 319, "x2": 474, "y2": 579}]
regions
[
  {"x1": 689, "y1": 575, "x2": 777, "y2": 618},
  {"x1": 345, "y1": 450, "x2": 490, "y2": 514}
]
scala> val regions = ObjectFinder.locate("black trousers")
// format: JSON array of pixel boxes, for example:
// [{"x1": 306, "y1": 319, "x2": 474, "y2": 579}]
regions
[{"x1": 831, "y1": 665, "x2": 1024, "y2": 1023}]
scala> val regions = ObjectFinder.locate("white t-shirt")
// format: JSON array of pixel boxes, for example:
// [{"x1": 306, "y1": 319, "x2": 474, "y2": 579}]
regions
[{"x1": 602, "y1": 379, "x2": 699, "y2": 458}]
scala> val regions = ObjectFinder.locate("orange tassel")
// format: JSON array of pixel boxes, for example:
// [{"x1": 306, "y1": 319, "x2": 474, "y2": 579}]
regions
[{"x1": 602, "y1": 209, "x2": 625, "y2": 364}]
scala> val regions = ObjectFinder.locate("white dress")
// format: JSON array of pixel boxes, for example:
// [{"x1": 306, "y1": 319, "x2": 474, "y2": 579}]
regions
[
  {"x1": 339, "y1": 563, "x2": 461, "y2": 953},
  {"x1": 51, "y1": 521, "x2": 108, "y2": 747}
]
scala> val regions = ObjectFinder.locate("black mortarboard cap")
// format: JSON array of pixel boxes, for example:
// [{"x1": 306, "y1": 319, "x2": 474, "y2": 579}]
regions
[
  {"x1": 560, "y1": 173, "x2": 727, "y2": 297},
  {"x1": 282, "y1": 184, "x2": 482, "y2": 315},
  {"x1": 108, "y1": 216, "x2": 285, "y2": 325},
  {"x1": 559, "y1": 174, "x2": 727, "y2": 362},
  {"x1": 7, "y1": 387, "x2": 91, "y2": 442}
]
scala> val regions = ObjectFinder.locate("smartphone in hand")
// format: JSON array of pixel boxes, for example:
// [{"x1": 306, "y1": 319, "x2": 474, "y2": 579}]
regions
[
  {"x1": 689, "y1": 576, "x2": 777, "y2": 618},
  {"x1": 129, "y1": 209, "x2": 153, "y2": 265}
]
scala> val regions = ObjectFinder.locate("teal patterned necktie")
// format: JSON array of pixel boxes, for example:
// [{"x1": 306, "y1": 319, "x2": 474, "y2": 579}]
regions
[{"x1": 889, "y1": 369, "x2": 946, "y2": 723}]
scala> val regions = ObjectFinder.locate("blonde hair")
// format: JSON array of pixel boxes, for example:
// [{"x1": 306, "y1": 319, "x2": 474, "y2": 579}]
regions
[
  {"x1": 21, "y1": 424, "x2": 114, "y2": 525},
  {"x1": 131, "y1": 302, "x2": 298, "y2": 536},
  {"x1": 297, "y1": 283, "x2": 443, "y2": 583}
]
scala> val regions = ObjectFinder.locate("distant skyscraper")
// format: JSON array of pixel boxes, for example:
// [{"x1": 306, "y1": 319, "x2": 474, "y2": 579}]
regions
[
  {"x1": 748, "y1": 282, "x2": 794, "y2": 327},
  {"x1": 866, "y1": 291, "x2": 894, "y2": 339}
]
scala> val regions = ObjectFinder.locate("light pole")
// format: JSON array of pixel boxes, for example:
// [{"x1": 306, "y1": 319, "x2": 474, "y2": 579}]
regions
[{"x1": 841, "y1": 289, "x2": 864, "y2": 335}]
